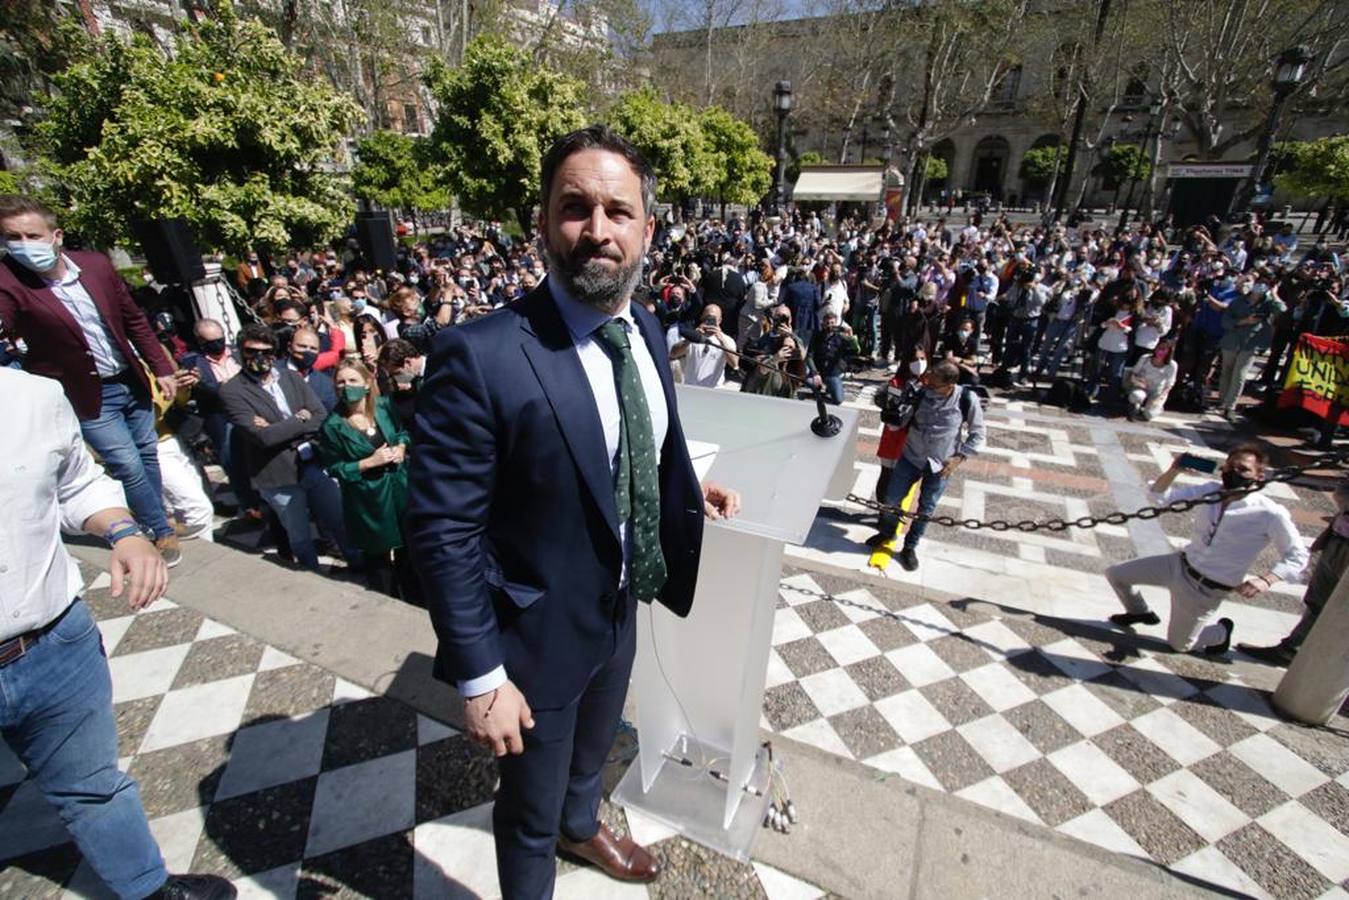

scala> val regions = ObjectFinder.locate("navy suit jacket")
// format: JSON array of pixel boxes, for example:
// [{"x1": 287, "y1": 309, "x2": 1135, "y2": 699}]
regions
[{"x1": 407, "y1": 283, "x2": 705, "y2": 709}]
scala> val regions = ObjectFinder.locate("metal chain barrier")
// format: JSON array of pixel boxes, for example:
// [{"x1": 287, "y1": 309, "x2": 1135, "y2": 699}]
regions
[{"x1": 846, "y1": 451, "x2": 1348, "y2": 534}]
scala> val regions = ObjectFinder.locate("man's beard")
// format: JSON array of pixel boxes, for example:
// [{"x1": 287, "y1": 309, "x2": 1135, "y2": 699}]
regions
[{"x1": 545, "y1": 240, "x2": 643, "y2": 312}]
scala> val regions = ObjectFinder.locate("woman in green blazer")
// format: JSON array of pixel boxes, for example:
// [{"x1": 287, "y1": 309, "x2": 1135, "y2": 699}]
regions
[{"x1": 318, "y1": 360, "x2": 421, "y2": 604}]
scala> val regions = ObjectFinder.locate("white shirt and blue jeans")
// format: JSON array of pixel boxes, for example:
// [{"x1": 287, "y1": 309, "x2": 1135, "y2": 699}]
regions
[
  {"x1": 1106, "y1": 481, "x2": 1309, "y2": 651},
  {"x1": 0, "y1": 368, "x2": 169, "y2": 897},
  {"x1": 48, "y1": 257, "x2": 174, "y2": 539}
]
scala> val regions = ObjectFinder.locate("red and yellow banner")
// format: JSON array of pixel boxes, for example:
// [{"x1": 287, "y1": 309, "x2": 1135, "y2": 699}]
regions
[
  {"x1": 1279, "y1": 334, "x2": 1349, "y2": 423},
  {"x1": 884, "y1": 187, "x2": 904, "y2": 223}
]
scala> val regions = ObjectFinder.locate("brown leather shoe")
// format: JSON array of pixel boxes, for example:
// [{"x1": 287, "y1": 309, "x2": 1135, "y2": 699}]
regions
[{"x1": 557, "y1": 824, "x2": 660, "y2": 883}]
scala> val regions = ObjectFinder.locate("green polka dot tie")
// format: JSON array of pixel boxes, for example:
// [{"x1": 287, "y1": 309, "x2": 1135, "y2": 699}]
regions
[{"x1": 595, "y1": 319, "x2": 667, "y2": 602}]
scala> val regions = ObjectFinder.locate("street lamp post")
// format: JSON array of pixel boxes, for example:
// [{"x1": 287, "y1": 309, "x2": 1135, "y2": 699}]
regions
[
  {"x1": 881, "y1": 118, "x2": 893, "y2": 168},
  {"x1": 1236, "y1": 45, "x2": 1312, "y2": 213},
  {"x1": 773, "y1": 80, "x2": 793, "y2": 215},
  {"x1": 1118, "y1": 95, "x2": 1163, "y2": 229}
]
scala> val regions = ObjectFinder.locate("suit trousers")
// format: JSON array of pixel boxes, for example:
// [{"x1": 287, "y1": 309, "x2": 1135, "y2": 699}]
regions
[
  {"x1": 493, "y1": 593, "x2": 636, "y2": 900},
  {"x1": 1105, "y1": 552, "x2": 1229, "y2": 652}
]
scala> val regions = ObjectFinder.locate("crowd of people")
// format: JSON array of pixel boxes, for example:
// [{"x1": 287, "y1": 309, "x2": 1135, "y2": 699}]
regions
[
  {"x1": 2, "y1": 190, "x2": 1346, "y2": 600},
  {"x1": 3, "y1": 113, "x2": 1349, "y2": 899}
]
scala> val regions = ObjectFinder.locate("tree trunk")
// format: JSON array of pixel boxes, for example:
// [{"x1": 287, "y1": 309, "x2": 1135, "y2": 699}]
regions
[
  {"x1": 75, "y1": 0, "x2": 100, "y2": 34},
  {"x1": 909, "y1": 151, "x2": 930, "y2": 216},
  {"x1": 514, "y1": 206, "x2": 533, "y2": 241},
  {"x1": 280, "y1": 0, "x2": 299, "y2": 47}
]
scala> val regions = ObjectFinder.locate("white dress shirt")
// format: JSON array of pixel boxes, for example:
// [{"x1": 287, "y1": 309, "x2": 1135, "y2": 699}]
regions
[
  {"x1": 46, "y1": 255, "x2": 129, "y2": 377},
  {"x1": 459, "y1": 278, "x2": 670, "y2": 698},
  {"x1": 1155, "y1": 481, "x2": 1309, "y2": 587},
  {"x1": 0, "y1": 368, "x2": 128, "y2": 642}
]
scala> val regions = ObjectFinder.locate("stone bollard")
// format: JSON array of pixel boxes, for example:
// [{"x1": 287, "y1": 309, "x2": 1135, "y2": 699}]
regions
[{"x1": 1273, "y1": 567, "x2": 1349, "y2": 725}]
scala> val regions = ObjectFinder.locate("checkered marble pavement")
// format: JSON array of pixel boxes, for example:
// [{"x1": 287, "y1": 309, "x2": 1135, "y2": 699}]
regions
[
  {"x1": 0, "y1": 569, "x2": 829, "y2": 900},
  {"x1": 783, "y1": 371, "x2": 1337, "y2": 655},
  {"x1": 765, "y1": 568, "x2": 1349, "y2": 900}
]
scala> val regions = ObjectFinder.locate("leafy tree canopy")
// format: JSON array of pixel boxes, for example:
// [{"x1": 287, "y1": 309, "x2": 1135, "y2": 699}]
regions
[
  {"x1": 607, "y1": 86, "x2": 714, "y2": 202},
  {"x1": 1019, "y1": 145, "x2": 1062, "y2": 184},
  {"x1": 697, "y1": 105, "x2": 773, "y2": 207},
  {"x1": 423, "y1": 35, "x2": 586, "y2": 233},
  {"x1": 35, "y1": 1, "x2": 363, "y2": 254},
  {"x1": 351, "y1": 130, "x2": 449, "y2": 215},
  {"x1": 924, "y1": 155, "x2": 949, "y2": 183},
  {"x1": 1100, "y1": 143, "x2": 1150, "y2": 183},
  {"x1": 1272, "y1": 137, "x2": 1349, "y2": 201}
]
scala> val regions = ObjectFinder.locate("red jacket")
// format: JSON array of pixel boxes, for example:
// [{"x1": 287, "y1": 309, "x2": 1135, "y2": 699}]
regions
[{"x1": 0, "y1": 250, "x2": 174, "y2": 419}]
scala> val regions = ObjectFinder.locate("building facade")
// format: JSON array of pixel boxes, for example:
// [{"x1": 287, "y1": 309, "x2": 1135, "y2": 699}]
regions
[{"x1": 650, "y1": 8, "x2": 1347, "y2": 213}]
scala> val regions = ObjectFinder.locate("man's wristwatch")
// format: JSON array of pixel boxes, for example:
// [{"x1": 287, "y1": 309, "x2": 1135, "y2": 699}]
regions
[{"x1": 103, "y1": 518, "x2": 144, "y2": 547}]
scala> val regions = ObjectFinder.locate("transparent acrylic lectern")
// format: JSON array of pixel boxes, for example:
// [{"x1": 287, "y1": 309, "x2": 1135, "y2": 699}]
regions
[{"x1": 611, "y1": 384, "x2": 859, "y2": 860}]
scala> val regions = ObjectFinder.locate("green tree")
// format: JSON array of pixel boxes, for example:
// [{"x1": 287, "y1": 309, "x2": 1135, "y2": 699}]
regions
[
  {"x1": 1272, "y1": 136, "x2": 1349, "y2": 201},
  {"x1": 34, "y1": 2, "x2": 363, "y2": 254},
  {"x1": 351, "y1": 130, "x2": 449, "y2": 235},
  {"x1": 787, "y1": 150, "x2": 825, "y2": 186},
  {"x1": 698, "y1": 106, "x2": 773, "y2": 217},
  {"x1": 1019, "y1": 146, "x2": 1061, "y2": 185},
  {"x1": 924, "y1": 156, "x2": 949, "y2": 183},
  {"x1": 423, "y1": 35, "x2": 586, "y2": 234},
  {"x1": 607, "y1": 86, "x2": 715, "y2": 205},
  {"x1": 1101, "y1": 143, "x2": 1151, "y2": 184}
]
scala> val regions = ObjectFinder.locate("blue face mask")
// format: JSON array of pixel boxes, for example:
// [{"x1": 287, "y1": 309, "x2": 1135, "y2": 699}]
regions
[
  {"x1": 352, "y1": 298, "x2": 367, "y2": 313},
  {"x1": 6, "y1": 238, "x2": 60, "y2": 273}
]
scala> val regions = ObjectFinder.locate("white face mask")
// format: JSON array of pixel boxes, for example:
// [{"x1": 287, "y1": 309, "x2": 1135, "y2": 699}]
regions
[
  {"x1": 957, "y1": 329, "x2": 973, "y2": 341},
  {"x1": 909, "y1": 359, "x2": 928, "y2": 376}
]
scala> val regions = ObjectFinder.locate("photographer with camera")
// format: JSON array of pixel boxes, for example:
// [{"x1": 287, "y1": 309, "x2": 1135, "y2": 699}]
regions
[
  {"x1": 668, "y1": 301, "x2": 738, "y2": 388},
  {"x1": 1216, "y1": 271, "x2": 1285, "y2": 421},
  {"x1": 864, "y1": 360, "x2": 985, "y2": 571},
  {"x1": 741, "y1": 304, "x2": 805, "y2": 398},
  {"x1": 806, "y1": 310, "x2": 860, "y2": 405}
]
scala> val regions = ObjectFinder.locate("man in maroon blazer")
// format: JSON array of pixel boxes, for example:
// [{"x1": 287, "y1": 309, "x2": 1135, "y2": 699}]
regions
[{"x1": 0, "y1": 195, "x2": 183, "y2": 566}]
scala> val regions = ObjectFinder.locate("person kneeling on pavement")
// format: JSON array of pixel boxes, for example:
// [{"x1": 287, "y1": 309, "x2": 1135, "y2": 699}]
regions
[
  {"x1": 1123, "y1": 340, "x2": 1178, "y2": 421},
  {"x1": 866, "y1": 360, "x2": 985, "y2": 571},
  {"x1": 1106, "y1": 445, "x2": 1308, "y2": 654}
]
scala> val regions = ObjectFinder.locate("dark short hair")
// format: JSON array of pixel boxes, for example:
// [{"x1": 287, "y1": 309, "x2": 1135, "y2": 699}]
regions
[
  {"x1": 275, "y1": 298, "x2": 306, "y2": 319},
  {"x1": 540, "y1": 125, "x2": 657, "y2": 217},
  {"x1": 378, "y1": 338, "x2": 421, "y2": 369},
  {"x1": 929, "y1": 361, "x2": 961, "y2": 385},
  {"x1": 0, "y1": 194, "x2": 58, "y2": 229},
  {"x1": 1228, "y1": 443, "x2": 1268, "y2": 468},
  {"x1": 237, "y1": 322, "x2": 277, "y2": 351}
]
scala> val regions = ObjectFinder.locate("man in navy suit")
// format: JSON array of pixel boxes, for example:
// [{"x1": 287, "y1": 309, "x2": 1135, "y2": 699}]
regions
[{"x1": 407, "y1": 126, "x2": 739, "y2": 899}]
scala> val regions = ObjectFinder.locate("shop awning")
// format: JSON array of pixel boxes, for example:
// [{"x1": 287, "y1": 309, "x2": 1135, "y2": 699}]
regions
[{"x1": 792, "y1": 167, "x2": 884, "y2": 201}]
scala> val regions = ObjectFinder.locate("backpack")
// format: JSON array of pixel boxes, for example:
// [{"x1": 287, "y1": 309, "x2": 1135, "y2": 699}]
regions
[{"x1": 1046, "y1": 376, "x2": 1093, "y2": 413}]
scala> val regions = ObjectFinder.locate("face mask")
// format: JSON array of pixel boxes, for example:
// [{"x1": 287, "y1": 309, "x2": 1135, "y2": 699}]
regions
[
  {"x1": 393, "y1": 370, "x2": 416, "y2": 387},
  {"x1": 340, "y1": 384, "x2": 369, "y2": 405},
  {"x1": 1221, "y1": 469, "x2": 1254, "y2": 491},
  {"x1": 243, "y1": 353, "x2": 273, "y2": 376},
  {"x1": 909, "y1": 359, "x2": 928, "y2": 376},
  {"x1": 957, "y1": 329, "x2": 973, "y2": 341},
  {"x1": 292, "y1": 349, "x2": 318, "y2": 370},
  {"x1": 5, "y1": 238, "x2": 60, "y2": 273},
  {"x1": 201, "y1": 337, "x2": 227, "y2": 356},
  {"x1": 352, "y1": 298, "x2": 368, "y2": 313},
  {"x1": 1238, "y1": 283, "x2": 1252, "y2": 295}
]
